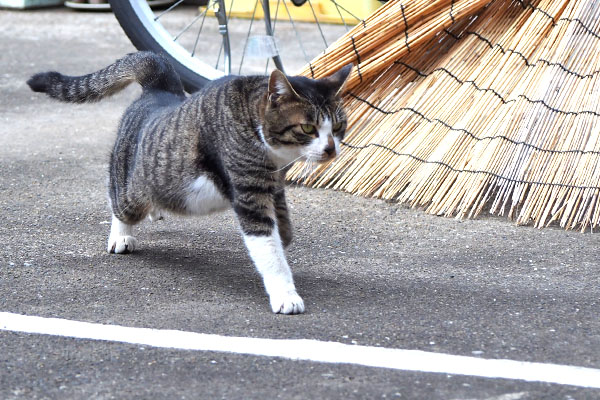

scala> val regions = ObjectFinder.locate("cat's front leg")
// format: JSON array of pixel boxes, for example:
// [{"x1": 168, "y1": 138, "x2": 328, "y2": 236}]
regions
[
  {"x1": 234, "y1": 195, "x2": 304, "y2": 314},
  {"x1": 274, "y1": 189, "x2": 292, "y2": 248},
  {"x1": 107, "y1": 214, "x2": 138, "y2": 254},
  {"x1": 243, "y1": 230, "x2": 304, "y2": 314}
]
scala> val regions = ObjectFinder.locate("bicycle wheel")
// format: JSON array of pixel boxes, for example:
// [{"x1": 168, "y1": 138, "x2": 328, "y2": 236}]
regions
[{"x1": 108, "y1": 0, "x2": 366, "y2": 92}]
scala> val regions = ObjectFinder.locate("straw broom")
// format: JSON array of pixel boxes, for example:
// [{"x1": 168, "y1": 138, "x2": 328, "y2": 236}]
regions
[{"x1": 288, "y1": 0, "x2": 600, "y2": 231}]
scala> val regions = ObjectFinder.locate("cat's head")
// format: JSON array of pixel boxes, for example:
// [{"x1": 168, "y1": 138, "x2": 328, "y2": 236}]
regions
[{"x1": 260, "y1": 65, "x2": 352, "y2": 168}]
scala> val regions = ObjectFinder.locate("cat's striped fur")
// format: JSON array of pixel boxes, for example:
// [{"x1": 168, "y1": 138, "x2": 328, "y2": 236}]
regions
[{"x1": 27, "y1": 51, "x2": 351, "y2": 314}]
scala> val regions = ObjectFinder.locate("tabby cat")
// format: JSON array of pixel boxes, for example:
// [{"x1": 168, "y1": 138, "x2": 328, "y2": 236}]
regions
[{"x1": 27, "y1": 52, "x2": 351, "y2": 314}]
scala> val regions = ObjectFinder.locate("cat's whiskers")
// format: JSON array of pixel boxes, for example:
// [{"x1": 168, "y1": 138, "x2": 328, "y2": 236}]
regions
[
  {"x1": 306, "y1": 160, "x2": 316, "y2": 179},
  {"x1": 272, "y1": 154, "x2": 305, "y2": 173},
  {"x1": 298, "y1": 158, "x2": 318, "y2": 180},
  {"x1": 297, "y1": 160, "x2": 310, "y2": 181},
  {"x1": 309, "y1": 159, "x2": 318, "y2": 178},
  {"x1": 306, "y1": 150, "x2": 324, "y2": 162}
]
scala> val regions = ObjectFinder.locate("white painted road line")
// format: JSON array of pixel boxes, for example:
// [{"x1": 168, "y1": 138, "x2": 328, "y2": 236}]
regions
[{"x1": 1, "y1": 311, "x2": 600, "y2": 389}]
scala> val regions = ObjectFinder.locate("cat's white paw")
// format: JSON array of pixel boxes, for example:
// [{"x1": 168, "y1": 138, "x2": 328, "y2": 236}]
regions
[
  {"x1": 269, "y1": 291, "x2": 305, "y2": 314},
  {"x1": 107, "y1": 235, "x2": 138, "y2": 254}
]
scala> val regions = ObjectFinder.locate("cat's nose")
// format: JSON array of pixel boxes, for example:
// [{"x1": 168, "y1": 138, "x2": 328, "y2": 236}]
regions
[
  {"x1": 323, "y1": 136, "x2": 336, "y2": 158},
  {"x1": 324, "y1": 145, "x2": 336, "y2": 157}
]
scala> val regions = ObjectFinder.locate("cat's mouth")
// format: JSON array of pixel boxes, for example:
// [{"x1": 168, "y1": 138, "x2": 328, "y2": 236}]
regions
[
  {"x1": 318, "y1": 153, "x2": 337, "y2": 163},
  {"x1": 303, "y1": 144, "x2": 338, "y2": 164},
  {"x1": 308, "y1": 152, "x2": 337, "y2": 163}
]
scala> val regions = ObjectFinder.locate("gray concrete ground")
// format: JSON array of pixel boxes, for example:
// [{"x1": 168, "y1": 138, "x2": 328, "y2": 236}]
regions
[{"x1": 1, "y1": 7, "x2": 600, "y2": 400}]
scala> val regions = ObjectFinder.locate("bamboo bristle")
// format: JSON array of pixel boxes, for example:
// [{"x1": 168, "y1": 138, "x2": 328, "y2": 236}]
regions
[{"x1": 287, "y1": 0, "x2": 600, "y2": 231}]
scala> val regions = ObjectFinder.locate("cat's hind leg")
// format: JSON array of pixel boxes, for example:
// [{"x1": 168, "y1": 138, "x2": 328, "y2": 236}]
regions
[
  {"x1": 148, "y1": 207, "x2": 164, "y2": 222},
  {"x1": 107, "y1": 214, "x2": 138, "y2": 254}
]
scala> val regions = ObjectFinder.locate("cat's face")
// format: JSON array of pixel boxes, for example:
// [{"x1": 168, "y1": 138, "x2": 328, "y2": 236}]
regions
[{"x1": 260, "y1": 66, "x2": 352, "y2": 167}]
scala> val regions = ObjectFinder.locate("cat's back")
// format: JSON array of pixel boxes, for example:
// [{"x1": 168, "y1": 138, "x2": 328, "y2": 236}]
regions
[
  {"x1": 121, "y1": 88, "x2": 186, "y2": 134},
  {"x1": 189, "y1": 75, "x2": 267, "y2": 113},
  {"x1": 199, "y1": 74, "x2": 268, "y2": 94}
]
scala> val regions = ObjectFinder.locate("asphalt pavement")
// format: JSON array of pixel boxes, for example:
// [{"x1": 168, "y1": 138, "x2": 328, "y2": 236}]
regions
[{"x1": 1, "y1": 7, "x2": 599, "y2": 400}]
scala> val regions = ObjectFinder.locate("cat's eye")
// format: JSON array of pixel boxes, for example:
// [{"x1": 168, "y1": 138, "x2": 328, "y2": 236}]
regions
[
  {"x1": 333, "y1": 121, "x2": 343, "y2": 131},
  {"x1": 301, "y1": 124, "x2": 317, "y2": 135}
]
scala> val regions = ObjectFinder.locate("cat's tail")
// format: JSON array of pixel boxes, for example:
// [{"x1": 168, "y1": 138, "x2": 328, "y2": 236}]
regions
[{"x1": 26, "y1": 51, "x2": 185, "y2": 103}]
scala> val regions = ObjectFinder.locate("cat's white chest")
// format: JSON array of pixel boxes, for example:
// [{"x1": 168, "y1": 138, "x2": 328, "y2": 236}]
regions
[{"x1": 184, "y1": 175, "x2": 230, "y2": 215}]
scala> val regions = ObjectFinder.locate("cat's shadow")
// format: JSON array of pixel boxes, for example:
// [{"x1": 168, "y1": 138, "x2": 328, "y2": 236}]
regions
[
  {"x1": 121, "y1": 242, "x2": 273, "y2": 299},
  {"x1": 116, "y1": 240, "x2": 352, "y2": 306},
  {"x1": 128, "y1": 242, "x2": 249, "y2": 277}
]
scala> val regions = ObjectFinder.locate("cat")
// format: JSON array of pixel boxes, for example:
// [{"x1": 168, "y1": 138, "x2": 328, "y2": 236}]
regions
[{"x1": 27, "y1": 51, "x2": 351, "y2": 315}]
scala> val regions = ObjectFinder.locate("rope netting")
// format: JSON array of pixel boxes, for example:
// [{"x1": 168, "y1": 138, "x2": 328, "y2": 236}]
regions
[{"x1": 289, "y1": 0, "x2": 600, "y2": 231}]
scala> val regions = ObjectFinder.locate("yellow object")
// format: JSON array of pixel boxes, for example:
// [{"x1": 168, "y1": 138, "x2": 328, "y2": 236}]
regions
[{"x1": 204, "y1": 0, "x2": 383, "y2": 24}]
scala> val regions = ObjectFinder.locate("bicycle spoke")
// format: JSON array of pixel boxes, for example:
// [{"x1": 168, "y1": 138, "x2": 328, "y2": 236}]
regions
[
  {"x1": 116, "y1": 0, "x2": 358, "y2": 90},
  {"x1": 154, "y1": 0, "x2": 185, "y2": 21},
  {"x1": 214, "y1": 0, "x2": 237, "y2": 70},
  {"x1": 173, "y1": 3, "x2": 214, "y2": 42},
  {"x1": 281, "y1": 0, "x2": 310, "y2": 64},
  {"x1": 306, "y1": 0, "x2": 328, "y2": 48},
  {"x1": 213, "y1": 0, "x2": 232, "y2": 74},
  {"x1": 238, "y1": 0, "x2": 259, "y2": 74},
  {"x1": 328, "y1": 0, "x2": 362, "y2": 24},
  {"x1": 215, "y1": 42, "x2": 223, "y2": 69},
  {"x1": 264, "y1": 0, "x2": 282, "y2": 75},
  {"x1": 271, "y1": 0, "x2": 281, "y2": 32},
  {"x1": 227, "y1": 0, "x2": 236, "y2": 19},
  {"x1": 191, "y1": 0, "x2": 216, "y2": 56},
  {"x1": 330, "y1": 0, "x2": 349, "y2": 31},
  {"x1": 261, "y1": 0, "x2": 284, "y2": 71}
]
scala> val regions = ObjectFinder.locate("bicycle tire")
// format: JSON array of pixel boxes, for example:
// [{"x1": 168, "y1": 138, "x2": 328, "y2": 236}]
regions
[
  {"x1": 109, "y1": 0, "x2": 212, "y2": 92},
  {"x1": 109, "y1": 0, "x2": 361, "y2": 93}
]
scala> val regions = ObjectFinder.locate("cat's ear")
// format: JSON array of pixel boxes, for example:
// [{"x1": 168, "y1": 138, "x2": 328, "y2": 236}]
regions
[
  {"x1": 268, "y1": 69, "x2": 299, "y2": 104},
  {"x1": 322, "y1": 63, "x2": 353, "y2": 97}
]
